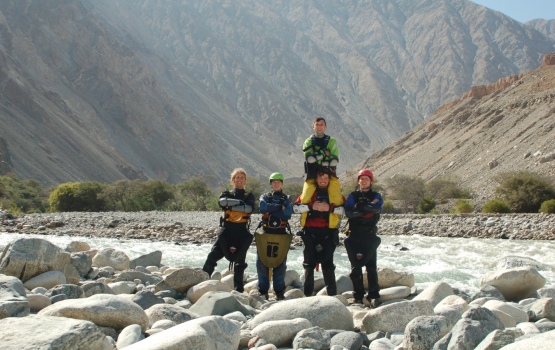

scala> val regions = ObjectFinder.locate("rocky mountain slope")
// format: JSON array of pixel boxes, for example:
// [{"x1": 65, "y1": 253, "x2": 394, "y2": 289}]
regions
[
  {"x1": 356, "y1": 54, "x2": 555, "y2": 207},
  {"x1": 0, "y1": 0, "x2": 554, "y2": 186}
]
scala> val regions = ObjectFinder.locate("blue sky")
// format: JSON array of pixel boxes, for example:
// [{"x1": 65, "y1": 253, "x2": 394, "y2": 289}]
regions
[{"x1": 471, "y1": 0, "x2": 555, "y2": 23}]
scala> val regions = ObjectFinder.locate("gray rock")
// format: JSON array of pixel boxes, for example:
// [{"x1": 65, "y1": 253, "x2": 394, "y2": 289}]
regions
[
  {"x1": 474, "y1": 329, "x2": 515, "y2": 350},
  {"x1": 46, "y1": 284, "x2": 85, "y2": 299},
  {"x1": 404, "y1": 315, "x2": 450, "y2": 350},
  {"x1": 537, "y1": 288, "x2": 555, "y2": 300},
  {"x1": 446, "y1": 307, "x2": 504, "y2": 349},
  {"x1": 130, "y1": 250, "x2": 162, "y2": 269},
  {"x1": 145, "y1": 303, "x2": 199, "y2": 327},
  {"x1": 377, "y1": 267, "x2": 415, "y2": 289},
  {"x1": 368, "y1": 337, "x2": 396, "y2": 349},
  {"x1": 62, "y1": 263, "x2": 82, "y2": 285},
  {"x1": 293, "y1": 326, "x2": 330, "y2": 350},
  {"x1": 498, "y1": 329, "x2": 555, "y2": 349},
  {"x1": 120, "y1": 315, "x2": 241, "y2": 350},
  {"x1": 23, "y1": 270, "x2": 66, "y2": 290},
  {"x1": 0, "y1": 314, "x2": 113, "y2": 350},
  {"x1": 330, "y1": 331, "x2": 364, "y2": 350},
  {"x1": 116, "y1": 324, "x2": 144, "y2": 349},
  {"x1": 248, "y1": 296, "x2": 354, "y2": 331},
  {"x1": 70, "y1": 251, "x2": 93, "y2": 277},
  {"x1": 39, "y1": 293, "x2": 149, "y2": 331},
  {"x1": 362, "y1": 300, "x2": 434, "y2": 333},
  {"x1": 480, "y1": 267, "x2": 546, "y2": 302},
  {"x1": 471, "y1": 284, "x2": 505, "y2": 301},
  {"x1": 27, "y1": 293, "x2": 52, "y2": 312},
  {"x1": 117, "y1": 270, "x2": 163, "y2": 286},
  {"x1": 155, "y1": 267, "x2": 209, "y2": 294},
  {"x1": 131, "y1": 290, "x2": 165, "y2": 309},
  {"x1": 251, "y1": 317, "x2": 312, "y2": 348},
  {"x1": 92, "y1": 248, "x2": 130, "y2": 271},
  {"x1": 107, "y1": 281, "x2": 136, "y2": 294},
  {"x1": 50, "y1": 294, "x2": 68, "y2": 303},
  {"x1": 535, "y1": 321, "x2": 555, "y2": 333},
  {"x1": 0, "y1": 238, "x2": 71, "y2": 282},
  {"x1": 0, "y1": 274, "x2": 29, "y2": 319},
  {"x1": 82, "y1": 281, "x2": 115, "y2": 297},
  {"x1": 151, "y1": 319, "x2": 177, "y2": 330},
  {"x1": 529, "y1": 297, "x2": 555, "y2": 322},
  {"x1": 413, "y1": 281, "x2": 454, "y2": 307},
  {"x1": 65, "y1": 241, "x2": 91, "y2": 253},
  {"x1": 189, "y1": 291, "x2": 255, "y2": 317}
]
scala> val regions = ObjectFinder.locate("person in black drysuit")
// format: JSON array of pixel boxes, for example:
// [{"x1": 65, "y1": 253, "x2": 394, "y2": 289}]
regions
[
  {"x1": 344, "y1": 169, "x2": 384, "y2": 307},
  {"x1": 202, "y1": 168, "x2": 254, "y2": 293}
]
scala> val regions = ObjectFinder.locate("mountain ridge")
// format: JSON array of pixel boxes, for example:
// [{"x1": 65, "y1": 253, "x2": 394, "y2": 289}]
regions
[{"x1": 0, "y1": 0, "x2": 554, "y2": 186}]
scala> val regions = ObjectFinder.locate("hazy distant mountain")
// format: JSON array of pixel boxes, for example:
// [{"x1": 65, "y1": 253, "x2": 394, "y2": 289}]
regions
[
  {"x1": 0, "y1": 0, "x2": 553, "y2": 186},
  {"x1": 527, "y1": 19, "x2": 555, "y2": 41},
  {"x1": 356, "y1": 55, "x2": 555, "y2": 205}
]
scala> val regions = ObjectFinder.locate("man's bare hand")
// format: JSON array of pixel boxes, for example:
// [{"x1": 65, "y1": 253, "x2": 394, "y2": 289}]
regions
[{"x1": 312, "y1": 201, "x2": 330, "y2": 212}]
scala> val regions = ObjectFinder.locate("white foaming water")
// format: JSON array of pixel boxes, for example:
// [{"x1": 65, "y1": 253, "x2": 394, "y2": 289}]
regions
[{"x1": 1, "y1": 232, "x2": 554, "y2": 294}]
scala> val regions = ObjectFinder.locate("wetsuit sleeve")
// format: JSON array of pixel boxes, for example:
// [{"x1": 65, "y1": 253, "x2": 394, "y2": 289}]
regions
[
  {"x1": 345, "y1": 193, "x2": 363, "y2": 218},
  {"x1": 259, "y1": 193, "x2": 271, "y2": 213},
  {"x1": 281, "y1": 195, "x2": 293, "y2": 220}
]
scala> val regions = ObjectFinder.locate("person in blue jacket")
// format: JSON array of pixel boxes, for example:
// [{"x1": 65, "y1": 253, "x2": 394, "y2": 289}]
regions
[
  {"x1": 256, "y1": 172, "x2": 293, "y2": 300},
  {"x1": 344, "y1": 169, "x2": 384, "y2": 307}
]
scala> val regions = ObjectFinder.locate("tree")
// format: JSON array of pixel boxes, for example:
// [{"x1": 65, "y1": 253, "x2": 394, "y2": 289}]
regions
[
  {"x1": 426, "y1": 175, "x2": 471, "y2": 201},
  {"x1": 49, "y1": 181, "x2": 107, "y2": 212},
  {"x1": 494, "y1": 171, "x2": 555, "y2": 213},
  {"x1": 417, "y1": 196, "x2": 436, "y2": 214},
  {"x1": 385, "y1": 175, "x2": 426, "y2": 213},
  {"x1": 176, "y1": 177, "x2": 215, "y2": 211}
]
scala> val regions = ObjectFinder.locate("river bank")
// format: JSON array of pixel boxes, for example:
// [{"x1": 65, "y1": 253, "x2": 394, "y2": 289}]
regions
[{"x1": 2, "y1": 212, "x2": 554, "y2": 245}]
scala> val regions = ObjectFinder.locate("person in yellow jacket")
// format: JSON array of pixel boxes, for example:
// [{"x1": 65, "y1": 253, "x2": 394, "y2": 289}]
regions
[{"x1": 300, "y1": 117, "x2": 342, "y2": 228}]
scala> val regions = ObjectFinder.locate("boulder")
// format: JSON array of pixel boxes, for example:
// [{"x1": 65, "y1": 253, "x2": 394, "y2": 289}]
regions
[
  {"x1": 187, "y1": 279, "x2": 232, "y2": 303},
  {"x1": 65, "y1": 241, "x2": 91, "y2": 253},
  {"x1": 38, "y1": 293, "x2": 149, "y2": 331},
  {"x1": 116, "y1": 270, "x2": 163, "y2": 286},
  {"x1": 130, "y1": 250, "x2": 162, "y2": 269},
  {"x1": 45, "y1": 284, "x2": 85, "y2": 299},
  {"x1": 377, "y1": 267, "x2": 415, "y2": 288},
  {"x1": 413, "y1": 281, "x2": 454, "y2": 307},
  {"x1": 62, "y1": 263, "x2": 82, "y2": 285},
  {"x1": 482, "y1": 300, "x2": 528, "y2": 324},
  {"x1": 120, "y1": 315, "x2": 241, "y2": 350},
  {"x1": 23, "y1": 270, "x2": 66, "y2": 290},
  {"x1": 251, "y1": 317, "x2": 312, "y2": 347},
  {"x1": 70, "y1": 252, "x2": 93, "y2": 277},
  {"x1": 108, "y1": 281, "x2": 136, "y2": 294},
  {"x1": 381, "y1": 286, "x2": 411, "y2": 301},
  {"x1": 0, "y1": 315, "x2": 113, "y2": 350},
  {"x1": 116, "y1": 324, "x2": 145, "y2": 349},
  {"x1": 249, "y1": 296, "x2": 354, "y2": 331},
  {"x1": 92, "y1": 248, "x2": 130, "y2": 271},
  {"x1": 145, "y1": 303, "x2": 199, "y2": 327},
  {"x1": 27, "y1": 293, "x2": 52, "y2": 311},
  {"x1": 529, "y1": 297, "x2": 555, "y2": 322},
  {"x1": 82, "y1": 281, "x2": 115, "y2": 297},
  {"x1": 498, "y1": 329, "x2": 555, "y2": 349},
  {"x1": 474, "y1": 329, "x2": 515, "y2": 350},
  {"x1": 155, "y1": 267, "x2": 209, "y2": 294},
  {"x1": 189, "y1": 291, "x2": 255, "y2": 317},
  {"x1": 131, "y1": 290, "x2": 165, "y2": 310},
  {"x1": 480, "y1": 267, "x2": 545, "y2": 302},
  {"x1": 445, "y1": 307, "x2": 505, "y2": 349},
  {"x1": 0, "y1": 238, "x2": 70, "y2": 282},
  {"x1": 292, "y1": 326, "x2": 330, "y2": 350},
  {"x1": 362, "y1": 300, "x2": 434, "y2": 333},
  {"x1": 0, "y1": 274, "x2": 29, "y2": 319},
  {"x1": 330, "y1": 331, "x2": 364, "y2": 350},
  {"x1": 403, "y1": 315, "x2": 450, "y2": 350}
]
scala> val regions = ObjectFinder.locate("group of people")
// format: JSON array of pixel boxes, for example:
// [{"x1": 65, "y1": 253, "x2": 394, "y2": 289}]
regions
[{"x1": 201, "y1": 117, "x2": 384, "y2": 307}]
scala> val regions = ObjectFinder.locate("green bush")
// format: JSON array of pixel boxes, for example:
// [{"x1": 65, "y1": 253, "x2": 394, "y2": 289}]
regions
[
  {"x1": 451, "y1": 199, "x2": 474, "y2": 214},
  {"x1": 0, "y1": 174, "x2": 49, "y2": 213},
  {"x1": 386, "y1": 175, "x2": 426, "y2": 212},
  {"x1": 417, "y1": 196, "x2": 436, "y2": 214},
  {"x1": 494, "y1": 171, "x2": 555, "y2": 213},
  {"x1": 540, "y1": 199, "x2": 555, "y2": 214},
  {"x1": 482, "y1": 199, "x2": 511, "y2": 213},
  {"x1": 49, "y1": 181, "x2": 107, "y2": 212},
  {"x1": 382, "y1": 199, "x2": 395, "y2": 213},
  {"x1": 426, "y1": 175, "x2": 472, "y2": 200},
  {"x1": 98, "y1": 179, "x2": 174, "y2": 211}
]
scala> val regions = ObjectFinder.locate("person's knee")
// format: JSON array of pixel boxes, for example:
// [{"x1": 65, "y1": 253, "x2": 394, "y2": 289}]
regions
[{"x1": 350, "y1": 267, "x2": 362, "y2": 279}]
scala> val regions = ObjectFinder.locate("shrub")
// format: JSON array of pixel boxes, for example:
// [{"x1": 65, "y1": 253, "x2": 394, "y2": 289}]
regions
[
  {"x1": 426, "y1": 175, "x2": 472, "y2": 200},
  {"x1": 386, "y1": 175, "x2": 426, "y2": 212},
  {"x1": 0, "y1": 175, "x2": 49, "y2": 213},
  {"x1": 494, "y1": 171, "x2": 555, "y2": 213},
  {"x1": 417, "y1": 196, "x2": 436, "y2": 214},
  {"x1": 49, "y1": 181, "x2": 107, "y2": 212},
  {"x1": 451, "y1": 199, "x2": 473, "y2": 213},
  {"x1": 382, "y1": 199, "x2": 395, "y2": 213},
  {"x1": 482, "y1": 199, "x2": 511, "y2": 213},
  {"x1": 540, "y1": 199, "x2": 555, "y2": 214}
]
